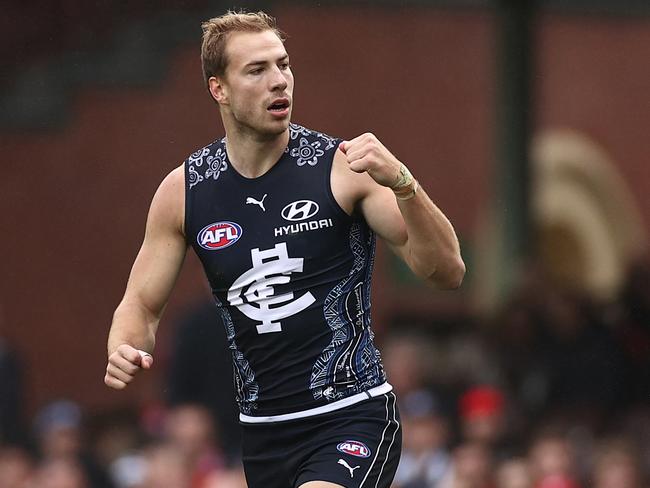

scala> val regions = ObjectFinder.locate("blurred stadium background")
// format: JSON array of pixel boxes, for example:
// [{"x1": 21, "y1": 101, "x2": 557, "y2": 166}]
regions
[{"x1": 1, "y1": 1, "x2": 649, "y2": 487}]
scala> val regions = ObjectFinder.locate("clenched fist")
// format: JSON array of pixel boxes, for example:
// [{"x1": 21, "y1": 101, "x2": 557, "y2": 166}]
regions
[
  {"x1": 339, "y1": 133, "x2": 402, "y2": 188},
  {"x1": 104, "y1": 344, "x2": 153, "y2": 390}
]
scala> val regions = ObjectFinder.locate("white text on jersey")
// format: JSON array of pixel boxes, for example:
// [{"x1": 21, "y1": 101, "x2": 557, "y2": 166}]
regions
[{"x1": 274, "y1": 218, "x2": 333, "y2": 237}]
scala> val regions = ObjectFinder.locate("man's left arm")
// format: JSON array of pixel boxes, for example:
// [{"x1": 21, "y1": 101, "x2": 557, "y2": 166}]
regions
[{"x1": 339, "y1": 133, "x2": 465, "y2": 289}]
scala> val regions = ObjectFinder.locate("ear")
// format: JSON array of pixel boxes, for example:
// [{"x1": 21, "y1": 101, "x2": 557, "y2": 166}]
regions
[{"x1": 208, "y1": 76, "x2": 228, "y2": 105}]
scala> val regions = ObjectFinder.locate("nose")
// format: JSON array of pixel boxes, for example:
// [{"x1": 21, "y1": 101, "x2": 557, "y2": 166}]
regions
[{"x1": 269, "y1": 65, "x2": 288, "y2": 91}]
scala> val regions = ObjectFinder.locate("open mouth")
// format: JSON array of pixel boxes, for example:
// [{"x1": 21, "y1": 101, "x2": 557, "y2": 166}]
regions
[{"x1": 267, "y1": 99, "x2": 290, "y2": 112}]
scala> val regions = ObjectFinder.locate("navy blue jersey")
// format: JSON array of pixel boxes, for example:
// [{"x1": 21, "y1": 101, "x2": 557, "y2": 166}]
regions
[{"x1": 184, "y1": 124, "x2": 389, "y2": 422}]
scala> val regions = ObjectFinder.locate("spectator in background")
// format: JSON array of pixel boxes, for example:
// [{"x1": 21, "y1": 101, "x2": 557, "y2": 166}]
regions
[
  {"x1": 0, "y1": 445, "x2": 34, "y2": 488},
  {"x1": 393, "y1": 388, "x2": 452, "y2": 488},
  {"x1": 458, "y1": 385, "x2": 508, "y2": 453},
  {"x1": 34, "y1": 400, "x2": 84, "y2": 460},
  {"x1": 140, "y1": 442, "x2": 192, "y2": 488},
  {"x1": 202, "y1": 467, "x2": 248, "y2": 488},
  {"x1": 528, "y1": 432, "x2": 581, "y2": 488},
  {"x1": 33, "y1": 400, "x2": 113, "y2": 488},
  {"x1": 163, "y1": 404, "x2": 226, "y2": 487},
  {"x1": 91, "y1": 409, "x2": 147, "y2": 488},
  {"x1": 591, "y1": 437, "x2": 645, "y2": 488},
  {"x1": 109, "y1": 451, "x2": 147, "y2": 488},
  {"x1": 495, "y1": 457, "x2": 533, "y2": 488},
  {"x1": 31, "y1": 457, "x2": 89, "y2": 488},
  {"x1": 438, "y1": 441, "x2": 494, "y2": 488}
]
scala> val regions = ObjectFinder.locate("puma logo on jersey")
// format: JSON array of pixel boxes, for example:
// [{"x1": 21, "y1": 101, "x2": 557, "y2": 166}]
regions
[
  {"x1": 337, "y1": 459, "x2": 360, "y2": 478},
  {"x1": 246, "y1": 194, "x2": 267, "y2": 211}
]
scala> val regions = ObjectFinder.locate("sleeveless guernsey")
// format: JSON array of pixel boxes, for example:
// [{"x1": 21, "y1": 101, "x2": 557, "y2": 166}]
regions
[{"x1": 184, "y1": 123, "x2": 390, "y2": 423}]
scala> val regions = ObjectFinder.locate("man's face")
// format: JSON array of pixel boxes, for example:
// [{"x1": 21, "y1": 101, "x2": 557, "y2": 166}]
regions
[{"x1": 213, "y1": 30, "x2": 294, "y2": 137}]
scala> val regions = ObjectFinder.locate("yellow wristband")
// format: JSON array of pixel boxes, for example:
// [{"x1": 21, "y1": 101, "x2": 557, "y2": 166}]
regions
[
  {"x1": 391, "y1": 163, "x2": 414, "y2": 191},
  {"x1": 394, "y1": 179, "x2": 419, "y2": 201}
]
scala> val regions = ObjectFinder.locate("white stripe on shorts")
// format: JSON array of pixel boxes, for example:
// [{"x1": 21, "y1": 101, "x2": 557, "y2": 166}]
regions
[
  {"x1": 374, "y1": 392, "x2": 400, "y2": 487},
  {"x1": 359, "y1": 393, "x2": 393, "y2": 487}
]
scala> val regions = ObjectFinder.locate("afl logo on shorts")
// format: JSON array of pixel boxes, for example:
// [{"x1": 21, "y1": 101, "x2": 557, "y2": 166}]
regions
[
  {"x1": 337, "y1": 440, "x2": 371, "y2": 458},
  {"x1": 281, "y1": 200, "x2": 319, "y2": 222},
  {"x1": 197, "y1": 221, "x2": 242, "y2": 250}
]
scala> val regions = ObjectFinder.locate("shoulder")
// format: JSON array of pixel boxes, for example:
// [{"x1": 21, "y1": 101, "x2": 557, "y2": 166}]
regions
[
  {"x1": 158, "y1": 165, "x2": 185, "y2": 195},
  {"x1": 148, "y1": 164, "x2": 185, "y2": 234},
  {"x1": 185, "y1": 137, "x2": 228, "y2": 190}
]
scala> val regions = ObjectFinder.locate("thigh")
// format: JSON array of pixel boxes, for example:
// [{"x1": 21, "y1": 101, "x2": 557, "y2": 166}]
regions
[{"x1": 296, "y1": 392, "x2": 402, "y2": 488}]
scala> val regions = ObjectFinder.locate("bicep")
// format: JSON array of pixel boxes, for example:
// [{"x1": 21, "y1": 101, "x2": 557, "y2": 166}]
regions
[
  {"x1": 121, "y1": 167, "x2": 187, "y2": 317},
  {"x1": 332, "y1": 151, "x2": 410, "y2": 262},
  {"x1": 360, "y1": 183, "x2": 410, "y2": 261}
]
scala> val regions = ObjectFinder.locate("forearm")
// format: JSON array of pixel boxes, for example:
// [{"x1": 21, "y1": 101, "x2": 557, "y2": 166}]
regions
[
  {"x1": 107, "y1": 300, "x2": 160, "y2": 356},
  {"x1": 396, "y1": 186, "x2": 465, "y2": 288},
  {"x1": 338, "y1": 133, "x2": 464, "y2": 288}
]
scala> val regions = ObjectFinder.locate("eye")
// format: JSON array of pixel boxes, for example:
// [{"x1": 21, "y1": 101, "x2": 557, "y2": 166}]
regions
[
  {"x1": 249, "y1": 67, "x2": 264, "y2": 75},
  {"x1": 279, "y1": 61, "x2": 291, "y2": 70}
]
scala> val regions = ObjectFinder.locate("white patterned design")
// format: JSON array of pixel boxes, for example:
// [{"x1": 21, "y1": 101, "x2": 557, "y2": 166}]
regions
[
  {"x1": 310, "y1": 223, "x2": 383, "y2": 401},
  {"x1": 214, "y1": 295, "x2": 259, "y2": 415},
  {"x1": 187, "y1": 165, "x2": 203, "y2": 188},
  {"x1": 188, "y1": 147, "x2": 210, "y2": 167},
  {"x1": 205, "y1": 147, "x2": 227, "y2": 180},
  {"x1": 291, "y1": 137, "x2": 325, "y2": 166},
  {"x1": 187, "y1": 142, "x2": 228, "y2": 189},
  {"x1": 289, "y1": 123, "x2": 312, "y2": 140},
  {"x1": 289, "y1": 123, "x2": 339, "y2": 153}
]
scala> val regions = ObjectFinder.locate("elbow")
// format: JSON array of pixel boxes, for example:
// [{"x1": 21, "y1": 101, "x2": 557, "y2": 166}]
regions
[
  {"x1": 428, "y1": 256, "x2": 466, "y2": 290},
  {"x1": 447, "y1": 257, "x2": 467, "y2": 289}
]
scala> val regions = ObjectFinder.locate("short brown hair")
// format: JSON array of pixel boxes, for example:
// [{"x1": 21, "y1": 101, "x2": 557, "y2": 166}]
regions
[{"x1": 201, "y1": 11, "x2": 285, "y2": 85}]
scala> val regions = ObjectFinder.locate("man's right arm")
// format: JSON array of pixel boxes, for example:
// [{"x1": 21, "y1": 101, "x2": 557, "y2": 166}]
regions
[{"x1": 104, "y1": 165, "x2": 187, "y2": 390}]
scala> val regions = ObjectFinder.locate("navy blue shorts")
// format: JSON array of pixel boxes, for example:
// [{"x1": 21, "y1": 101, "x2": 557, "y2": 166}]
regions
[{"x1": 241, "y1": 392, "x2": 401, "y2": 488}]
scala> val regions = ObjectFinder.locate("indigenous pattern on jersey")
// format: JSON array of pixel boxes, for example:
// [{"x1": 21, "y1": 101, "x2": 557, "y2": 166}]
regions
[{"x1": 185, "y1": 123, "x2": 387, "y2": 420}]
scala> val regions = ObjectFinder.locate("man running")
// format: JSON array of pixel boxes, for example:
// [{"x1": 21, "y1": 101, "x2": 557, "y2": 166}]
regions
[{"x1": 105, "y1": 11, "x2": 465, "y2": 488}]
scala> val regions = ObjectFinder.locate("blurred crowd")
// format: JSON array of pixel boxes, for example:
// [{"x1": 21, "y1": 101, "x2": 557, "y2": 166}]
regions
[
  {"x1": 0, "y1": 257, "x2": 648, "y2": 488},
  {"x1": 387, "y1": 256, "x2": 650, "y2": 488}
]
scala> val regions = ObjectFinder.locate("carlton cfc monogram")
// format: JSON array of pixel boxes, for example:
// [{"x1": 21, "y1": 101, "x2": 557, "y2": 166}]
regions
[{"x1": 227, "y1": 242, "x2": 316, "y2": 334}]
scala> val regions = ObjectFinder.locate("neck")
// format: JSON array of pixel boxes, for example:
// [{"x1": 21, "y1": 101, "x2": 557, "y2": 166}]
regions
[{"x1": 223, "y1": 119, "x2": 290, "y2": 179}]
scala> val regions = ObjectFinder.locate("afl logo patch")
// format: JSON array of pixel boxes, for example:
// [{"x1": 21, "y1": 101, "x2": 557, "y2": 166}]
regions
[
  {"x1": 281, "y1": 200, "x2": 319, "y2": 222},
  {"x1": 197, "y1": 221, "x2": 242, "y2": 250},
  {"x1": 337, "y1": 440, "x2": 371, "y2": 458}
]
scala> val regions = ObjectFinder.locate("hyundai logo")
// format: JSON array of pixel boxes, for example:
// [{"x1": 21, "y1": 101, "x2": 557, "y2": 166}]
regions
[{"x1": 281, "y1": 200, "x2": 320, "y2": 222}]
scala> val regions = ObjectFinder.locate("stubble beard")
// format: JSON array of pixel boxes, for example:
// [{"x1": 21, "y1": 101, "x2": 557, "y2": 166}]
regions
[{"x1": 236, "y1": 109, "x2": 291, "y2": 141}]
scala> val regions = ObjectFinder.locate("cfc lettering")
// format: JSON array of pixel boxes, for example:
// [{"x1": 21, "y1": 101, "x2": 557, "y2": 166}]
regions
[{"x1": 227, "y1": 243, "x2": 315, "y2": 334}]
